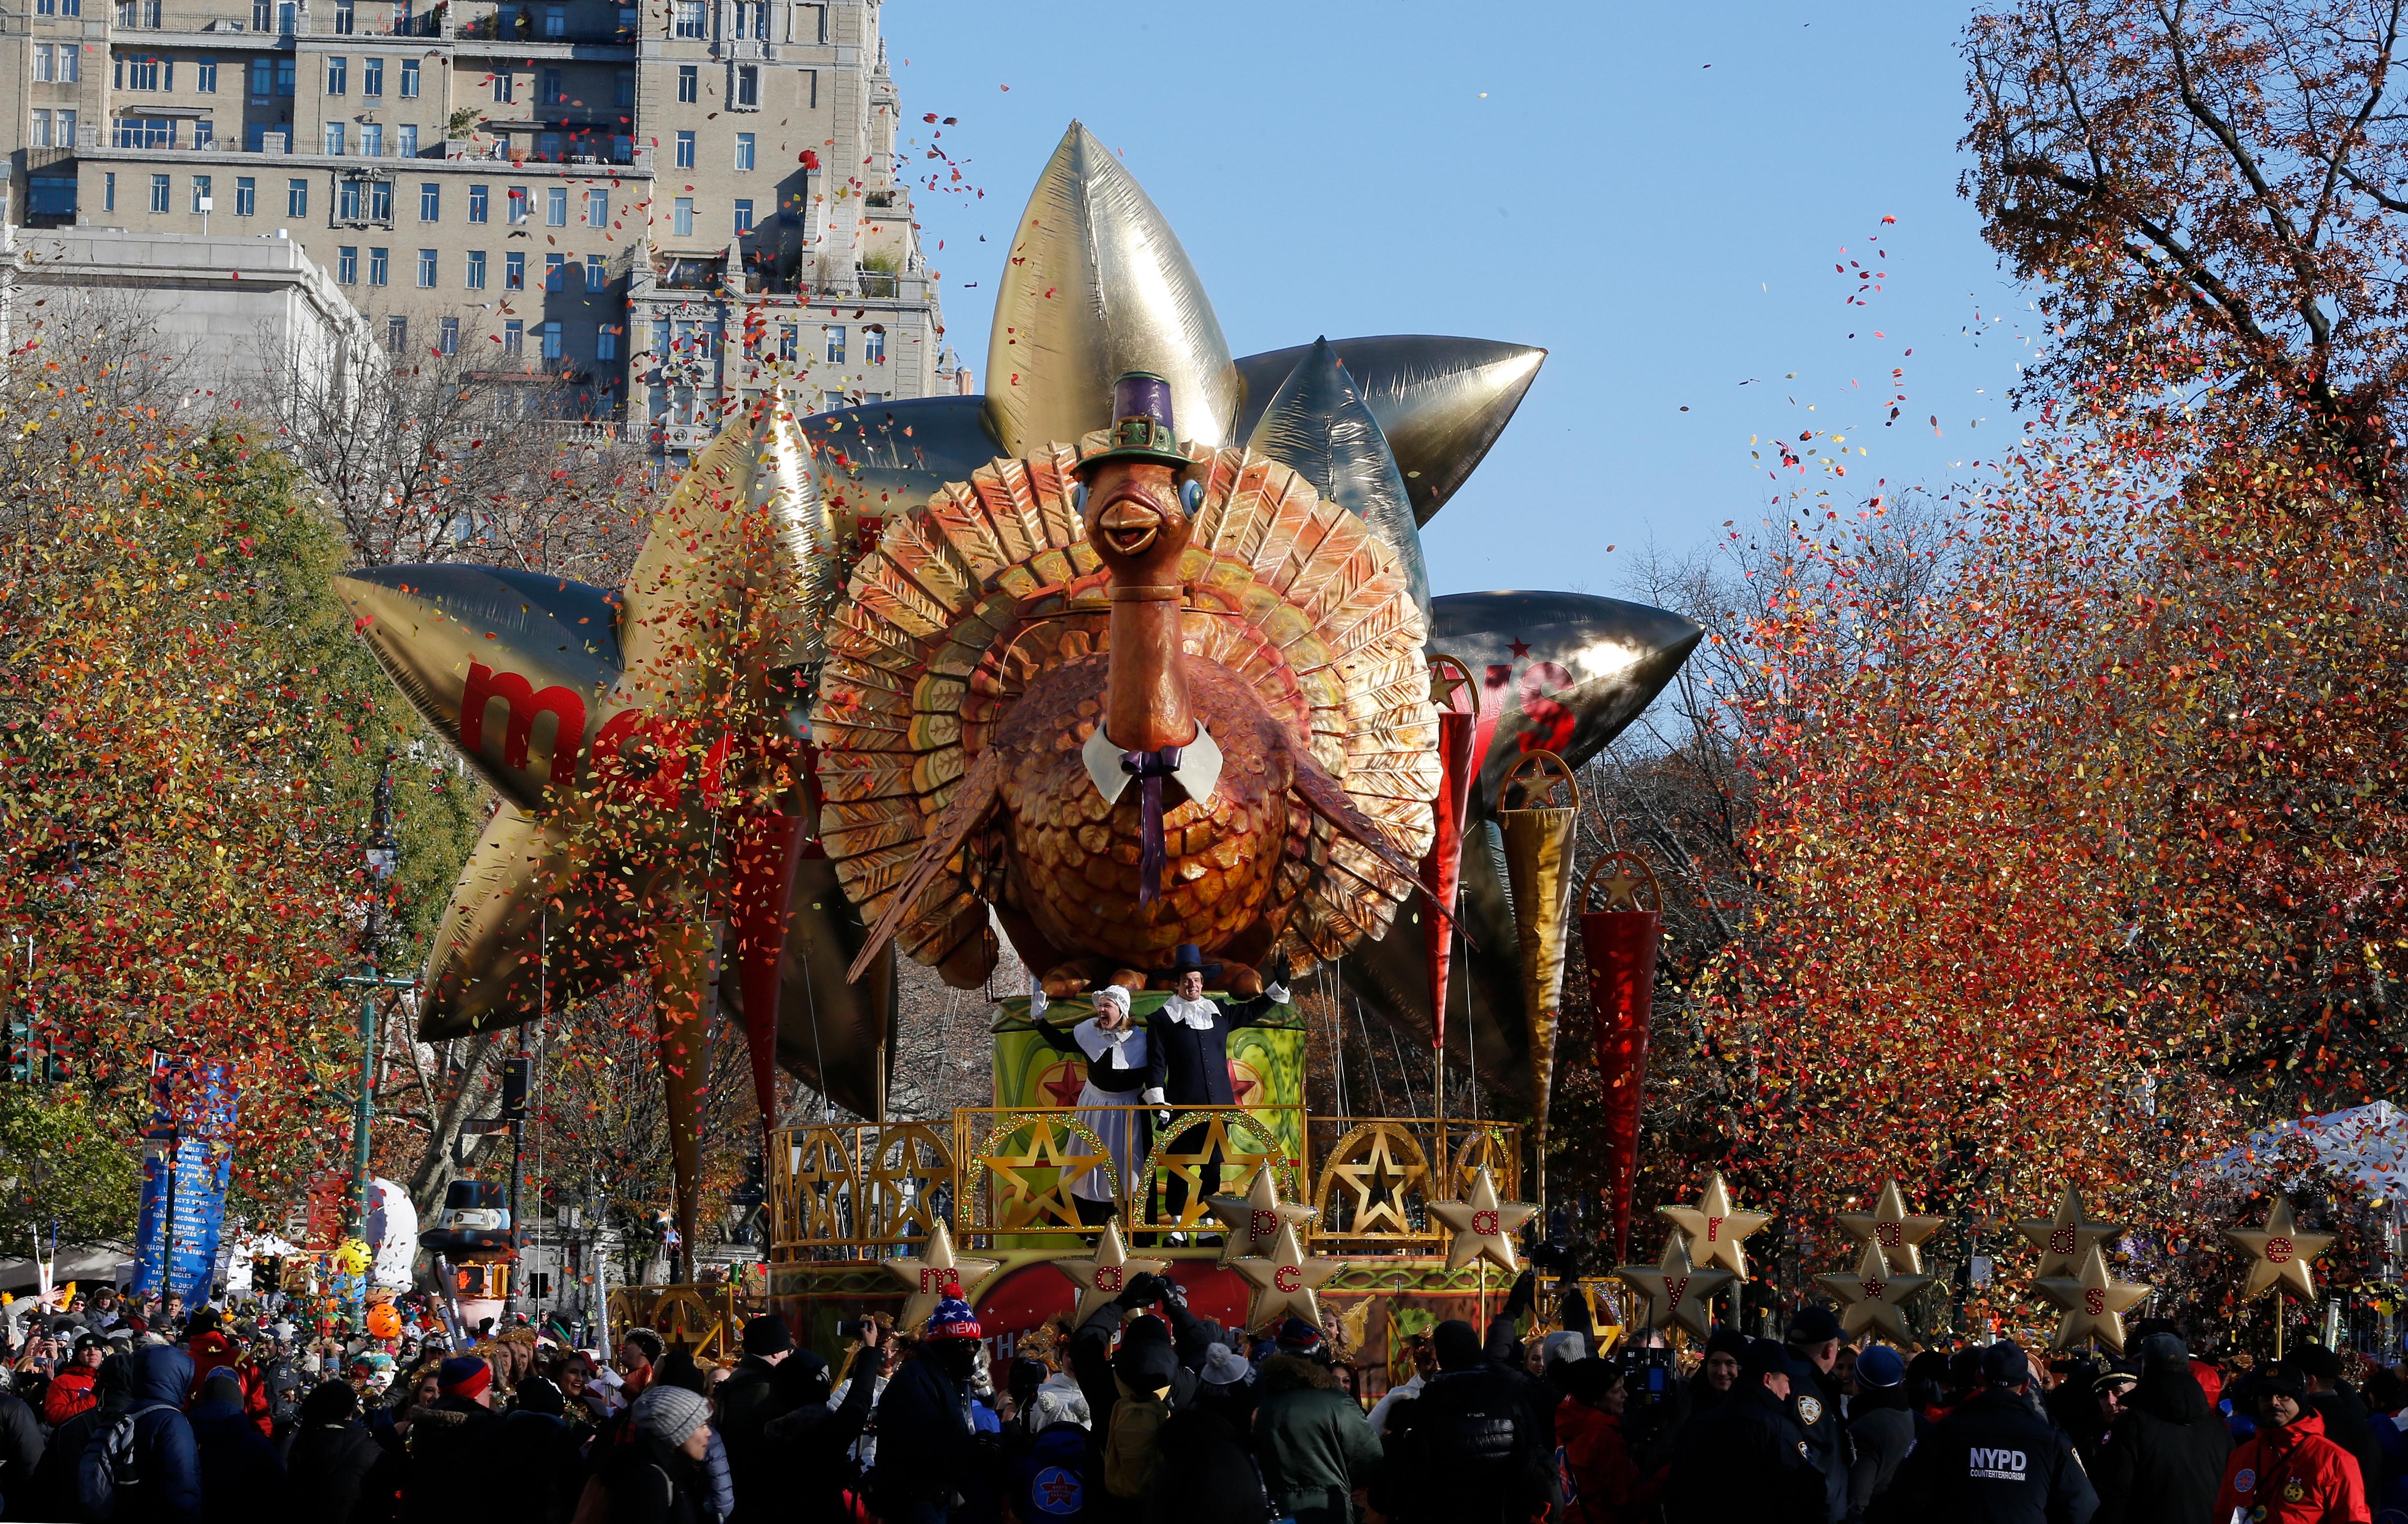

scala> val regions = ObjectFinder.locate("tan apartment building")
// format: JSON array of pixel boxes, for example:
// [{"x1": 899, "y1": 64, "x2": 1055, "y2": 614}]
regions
[{"x1": 2, "y1": 0, "x2": 954, "y2": 454}]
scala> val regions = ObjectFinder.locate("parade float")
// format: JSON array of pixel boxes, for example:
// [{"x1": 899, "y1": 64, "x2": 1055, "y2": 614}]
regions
[{"x1": 337, "y1": 122, "x2": 1708, "y2": 1382}]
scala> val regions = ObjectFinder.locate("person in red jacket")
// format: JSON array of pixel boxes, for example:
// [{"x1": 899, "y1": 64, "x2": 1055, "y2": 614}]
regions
[
  {"x1": 182, "y1": 1307, "x2": 273, "y2": 1437},
  {"x1": 1556, "y1": 1357, "x2": 1664, "y2": 1524},
  {"x1": 2215, "y1": 1367, "x2": 2371, "y2": 1524},
  {"x1": 41, "y1": 1333, "x2": 103, "y2": 1427}
]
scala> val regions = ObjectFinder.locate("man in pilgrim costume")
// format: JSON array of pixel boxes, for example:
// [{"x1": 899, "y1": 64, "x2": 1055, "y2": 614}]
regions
[{"x1": 1139, "y1": 944, "x2": 1289, "y2": 1230}]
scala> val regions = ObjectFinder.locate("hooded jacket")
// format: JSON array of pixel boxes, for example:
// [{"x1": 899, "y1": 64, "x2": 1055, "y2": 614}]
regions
[
  {"x1": 190, "y1": 1389, "x2": 286, "y2": 1524},
  {"x1": 183, "y1": 1332, "x2": 271, "y2": 1439},
  {"x1": 1251, "y1": 1356, "x2": 1383, "y2": 1524},
  {"x1": 2094, "y1": 1344, "x2": 2233, "y2": 1524},
  {"x1": 2212, "y1": 1408, "x2": 2369, "y2": 1524},
  {"x1": 117, "y1": 1344, "x2": 205, "y2": 1524}
]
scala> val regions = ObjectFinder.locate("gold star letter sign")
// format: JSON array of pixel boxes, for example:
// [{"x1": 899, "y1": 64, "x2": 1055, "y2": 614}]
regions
[
  {"x1": 1657, "y1": 1171, "x2": 1771, "y2": 1278},
  {"x1": 2224, "y1": 1196, "x2": 2336, "y2": 1301},
  {"x1": 1814, "y1": 1240, "x2": 1933, "y2": 1343},
  {"x1": 1051, "y1": 1221, "x2": 1171, "y2": 1323},
  {"x1": 1231, "y1": 1221, "x2": 1344, "y2": 1330},
  {"x1": 881, "y1": 1219, "x2": 1001, "y2": 1331},
  {"x1": 1205, "y1": 1168, "x2": 1317, "y2": 1269},
  {"x1": 1428, "y1": 1167, "x2": 1538, "y2": 1274},
  {"x1": 2014, "y1": 1185, "x2": 2123, "y2": 1280},
  {"x1": 1836, "y1": 1180, "x2": 1947, "y2": 1276},
  {"x1": 2034, "y1": 1243, "x2": 2149, "y2": 1353},
  {"x1": 1614, "y1": 1234, "x2": 1734, "y2": 1341}
]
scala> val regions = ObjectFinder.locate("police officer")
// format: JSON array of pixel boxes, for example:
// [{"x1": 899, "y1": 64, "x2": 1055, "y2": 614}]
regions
[
  {"x1": 1783, "y1": 1304, "x2": 1851, "y2": 1522},
  {"x1": 1666, "y1": 1339, "x2": 1827, "y2": 1523},
  {"x1": 1873, "y1": 1342, "x2": 2098, "y2": 1524}
]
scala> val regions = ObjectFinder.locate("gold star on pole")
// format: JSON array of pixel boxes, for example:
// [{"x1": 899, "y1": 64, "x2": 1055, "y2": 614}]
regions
[
  {"x1": 880, "y1": 1219, "x2": 1001, "y2": 1331},
  {"x1": 978, "y1": 1119, "x2": 1110, "y2": 1231},
  {"x1": 1229, "y1": 1221, "x2": 1344, "y2": 1330},
  {"x1": 2013, "y1": 1185, "x2": 2123, "y2": 1280},
  {"x1": 1835, "y1": 1180, "x2": 1947, "y2": 1276},
  {"x1": 1656, "y1": 1171, "x2": 1771, "y2": 1279},
  {"x1": 1813, "y1": 1240, "x2": 1934, "y2": 1343},
  {"x1": 1050, "y1": 1220, "x2": 1170, "y2": 1322},
  {"x1": 2223, "y1": 1196, "x2": 2337, "y2": 1301},
  {"x1": 2034, "y1": 1243, "x2": 2149, "y2": 1354},
  {"x1": 1204, "y1": 1167, "x2": 1316, "y2": 1269},
  {"x1": 1613, "y1": 1233, "x2": 1734, "y2": 1341},
  {"x1": 1427, "y1": 1166, "x2": 1537, "y2": 1274}
]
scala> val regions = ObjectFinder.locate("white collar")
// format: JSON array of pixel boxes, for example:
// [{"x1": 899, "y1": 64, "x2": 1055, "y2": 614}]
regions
[
  {"x1": 1080, "y1": 721, "x2": 1224, "y2": 809},
  {"x1": 1160, "y1": 994, "x2": 1219, "y2": 1030},
  {"x1": 1072, "y1": 1016, "x2": 1144, "y2": 1066}
]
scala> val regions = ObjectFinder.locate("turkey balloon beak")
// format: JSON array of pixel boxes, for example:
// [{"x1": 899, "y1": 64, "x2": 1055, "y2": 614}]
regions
[{"x1": 1097, "y1": 499, "x2": 1162, "y2": 557}]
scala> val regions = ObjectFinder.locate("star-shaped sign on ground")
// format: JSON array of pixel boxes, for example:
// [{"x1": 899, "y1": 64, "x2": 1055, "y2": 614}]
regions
[
  {"x1": 1835, "y1": 1180, "x2": 1947, "y2": 1276},
  {"x1": 1205, "y1": 1166, "x2": 1317, "y2": 1268},
  {"x1": 1614, "y1": 1233, "x2": 1734, "y2": 1341},
  {"x1": 2014, "y1": 1185, "x2": 2123, "y2": 1281},
  {"x1": 979, "y1": 1119, "x2": 1110, "y2": 1231},
  {"x1": 1427, "y1": 1166, "x2": 1537, "y2": 1274},
  {"x1": 1656, "y1": 1172, "x2": 1771, "y2": 1279},
  {"x1": 1050, "y1": 1220, "x2": 1170, "y2": 1322},
  {"x1": 2224, "y1": 1196, "x2": 2337, "y2": 1302},
  {"x1": 880, "y1": 1219, "x2": 1001, "y2": 1331},
  {"x1": 1231, "y1": 1221, "x2": 1344, "y2": 1330},
  {"x1": 1813, "y1": 1240, "x2": 1934, "y2": 1343},
  {"x1": 1325, "y1": 1125, "x2": 1428, "y2": 1239},
  {"x1": 2034, "y1": 1243, "x2": 2149, "y2": 1354}
]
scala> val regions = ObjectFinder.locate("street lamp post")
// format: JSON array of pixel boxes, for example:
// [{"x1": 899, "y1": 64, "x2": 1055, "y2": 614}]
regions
[{"x1": 336, "y1": 751, "x2": 413, "y2": 1300}]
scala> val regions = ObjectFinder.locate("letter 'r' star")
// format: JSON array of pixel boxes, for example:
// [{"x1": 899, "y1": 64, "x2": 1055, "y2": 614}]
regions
[{"x1": 1657, "y1": 1171, "x2": 1771, "y2": 1279}]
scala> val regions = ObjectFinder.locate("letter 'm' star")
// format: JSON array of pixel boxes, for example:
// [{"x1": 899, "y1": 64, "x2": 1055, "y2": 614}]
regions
[
  {"x1": 1834, "y1": 1179, "x2": 1948, "y2": 1276},
  {"x1": 1204, "y1": 1169, "x2": 1316, "y2": 1269},
  {"x1": 1050, "y1": 1220, "x2": 1170, "y2": 1323},
  {"x1": 1614, "y1": 1233, "x2": 1733, "y2": 1341},
  {"x1": 2014, "y1": 1185, "x2": 2123, "y2": 1281},
  {"x1": 1229, "y1": 1221, "x2": 1343, "y2": 1331},
  {"x1": 1657, "y1": 1171, "x2": 1771, "y2": 1279},
  {"x1": 1427, "y1": 1167, "x2": 1537, "y2": 1274},
  {"x1": 880, "y1": 1219, "x2": 1001, "y2": 1331},
  {"x1": 2033, "y1": 1243, "x2": 2150, "y2": 1355},
  {"x1": 2223, "y1": 1196, "x2": 2336, "y2": 1302},
  {"x1": 1813, "y1": 1240, "x2": 1933, "y2": 1343}
]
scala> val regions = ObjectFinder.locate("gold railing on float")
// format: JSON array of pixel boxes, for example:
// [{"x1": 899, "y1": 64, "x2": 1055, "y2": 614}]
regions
[
  {"x1": 767, "y1": 1107, "x2": 1522, "y2": 1260},
  {"x1": 606, "y1": 1281, "x2": 762, "y2": 1361}
]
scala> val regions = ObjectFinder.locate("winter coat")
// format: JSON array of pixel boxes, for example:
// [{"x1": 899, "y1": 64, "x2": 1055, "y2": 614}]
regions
[
  {"x1": 1375, "y1": 1363, "x2": 1562, "y2": 1524},
  {"x1": 594, "y1": 1435, "x2": 710, "y2": 1524},
  {"x1": 1665, "y1": 1382, "x2": 1826, "y2": 1524},
  {"x1": 759, "y1": 1359, "x2": 877, "y2": 1524},
  {"x1": 713, "y1": 1356, "x2": 788, "y2": 1524},
  {"x1": 182, "y1": 1334, "x2": 270, "y2": 1439},
  {"x1": 45, "y1": 1363, "x2": 99, "y2": 1428},
  {"x1": 35, "y1": 1393, "x2": 115, "y2": 1522},
  {"x1": 2213, "y1": 1409, "x2": 2370, "y2": 1524},
  {"x1": 869, "y1": 1355, "x2": 980, "y2": 1516},
  {"x1": 1555, "y1": 1398, "x2": 1659, "y2": 1524},
  {"x1": 1141, "y1": 1409, "x2": 1269, "y2": 1524},
  {"x1": 1843, "y1": 1398, "x2": 1915, "y2": 1521},
  {"x1": 2309, "y1": 1385, "x2": 2384, "y2": 1506},
  {"x1": 1250, "y1": 1360, "x2": 1382, "y2": 1524},
  {"x1": 493, "y1": 1408, "x2": 585, "y2": 1524},
  {"x1": 1873, "y1": 1387, "x2": 2097, "y2": 1524},
  {"x1": 2093, "y1": 1362, "x2": 2232, "y2": 1524},
  {"x1": 190, "y1": 1395, "x2": 286, "y2": 1524},
  {"x1": 0, "y1": 1387, "x2": 41, "y2": 1520},
  {"x1": 111, "y1": 1345, "x2": 205, "y2": 1524},
  {"x1": 1785, "y1": 1356, "x2": 1849, "y2": 1524},
  {"x1": 400, "y1": 1398, "x2": 503, "y2": 1524},
  {"x1": 283, "y1": 1417, "x2": 386, "y2": 1524}
]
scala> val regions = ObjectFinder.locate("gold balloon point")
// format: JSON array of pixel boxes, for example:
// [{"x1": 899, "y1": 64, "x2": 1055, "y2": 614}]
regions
[
  {"x1": 2013, "y1": 1184, "x2": 2123, "y2": 1282},
  {"x1": 882, "y1": 1219, "x2": 1001, "y2": 1332},
  {"x1": 1050, "y1": 1220, "x2": 1169, "y2": 1324},
  {"x1": 1813, "y1": 1240, "x2": 1933, "y2": 1344},
  {"x1": 1203, "y1": 1170, "x2": 1317, "y2": 1270},
  {"x1": 1229, "y1": 1221, "x2": 1344, "y2": 1331}
]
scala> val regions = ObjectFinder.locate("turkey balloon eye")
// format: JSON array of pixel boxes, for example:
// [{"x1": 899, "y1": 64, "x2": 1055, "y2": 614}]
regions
[
  {"x1": 1180, "y1": 480, "x2": 1204, "y2": 517},
  {"x1": 1073, "y1": 484, "x2": 1088, "y2": 514}
]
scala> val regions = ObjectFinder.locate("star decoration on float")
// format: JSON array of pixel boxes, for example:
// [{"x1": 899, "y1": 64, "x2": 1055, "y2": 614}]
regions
[
  {"x1": 1321, "y1": 1125, "x2": 1427, "y2": 1239},
  {"x1": 978, "y1": 1119, "x2": 1111, "y2": 1231},
  {"x1": 1230, "y1": 1221, "x2": 1344, "y2": 1330},
  {"x1": 2014, "y1": 1185, "x2": 2123, "y2": 1281},
  {"x1": 1813, "y1": 1240, "x2": 1933, "y2": 1343},
  {"x1": 1835, "y1": 1180, "x2": 1947, "y2": 1276},
  {"x1": 1160, "y1": 1118, "x2": 1281, "y2": 1234},
  {"x1": 2034, "y1": 1242, "x2": 2149, "y2": 1354},
  {"x1": 1614, "y1": 1233, "x2": 1734, "y2": 1341},
  {"x1": 1050, "y1": 1220, "x2": 1171, "y2": 1322},
  {"x1": 2223, "y1": 1196, "x2": 2336, "y2": 1301},
  {"x1": 881, "y1": 1219, "x2": 1001, "y2": 1331},
  {"x1": 1204, "y1": 1163, "x2": 1317, "y2": 1268},
  {"x1": 1427, "y1": 1166, "x2": 1537, "y2": 1274},
  {"x1": 1656, "y1": 1172, "x2": 1771, "y2": 1279}
]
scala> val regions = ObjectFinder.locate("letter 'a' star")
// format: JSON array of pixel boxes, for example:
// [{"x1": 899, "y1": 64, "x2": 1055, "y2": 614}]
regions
[{"x1": 1427, "y1": 1167, "x2": 1537, "y2": 1274}]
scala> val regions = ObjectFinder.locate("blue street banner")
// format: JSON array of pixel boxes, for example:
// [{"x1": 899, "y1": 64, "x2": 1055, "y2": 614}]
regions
[{"x1": 130, "y1": 1056, "x2": 236, "y2": 1301}]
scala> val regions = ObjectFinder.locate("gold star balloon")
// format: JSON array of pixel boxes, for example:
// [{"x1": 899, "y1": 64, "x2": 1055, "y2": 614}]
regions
[
  {"x1": 2014, "y1": 1185, "x2": 2123, "y2": 1280},
  {"x1": 2034, "y1": 1243, "x2": 2149, "y2": 1353},
  {"x1": 2224, "y1": 1196, "x2": 2337, "y2": 1301},
  {"x1": 1230, "y1": 1221, "x2": 1345, "y2": 1330},
  {"x1": 1050, "y1": 1221, "x2": 1170, "y2": 1323},
  {"x1": 1614, "y1": 1234, "x2": 1735, "y2": 1341},
  {"x1": 1427, "y1": 1167, "x2": 1538, "y2": 1274},
  {"x1": 1657, "y1": 1172, "x2": 1772, "y2": 1279},
  {"x1": 1813, "y1": 1240, "x2": 1934, "y2": 1343},
  {"x1": 1204, "y1": 1169, "x2": 1317, "y2": 1269},
  {"x1": 1835, "y1": 1181, "x2": 1947, "y2": 1276},
  {"x1": 881, "y1": 1219, "x2": 1001, "y2": 1331}
]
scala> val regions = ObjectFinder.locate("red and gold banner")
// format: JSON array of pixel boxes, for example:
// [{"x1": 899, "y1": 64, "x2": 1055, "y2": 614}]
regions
[{"x1": 1578, "y1": 851, "x2": 1662, "y2": 1262}]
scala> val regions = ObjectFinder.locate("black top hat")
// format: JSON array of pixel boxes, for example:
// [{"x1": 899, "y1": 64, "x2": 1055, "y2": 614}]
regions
[
  {"x1": 1077, "y1": 371, "x2": 1193, "y2": 475},
  {"x1": 1154, "y1": 942, "x2": 1224, "y2": 981}
]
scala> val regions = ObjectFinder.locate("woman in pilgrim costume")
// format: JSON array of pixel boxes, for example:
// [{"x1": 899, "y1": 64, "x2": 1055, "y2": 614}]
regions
[
  {"x1": 1031, "y1": 977, "x2": 1154, "y2": 1225},
  {"x1": 1139, "y1": 944, "x2": 1290, "y2": 1231}
]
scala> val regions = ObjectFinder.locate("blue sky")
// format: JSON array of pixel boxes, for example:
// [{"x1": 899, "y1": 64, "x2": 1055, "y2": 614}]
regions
[{"x1": 889, "y1": 1, "x2": 2029, "y2": 599}]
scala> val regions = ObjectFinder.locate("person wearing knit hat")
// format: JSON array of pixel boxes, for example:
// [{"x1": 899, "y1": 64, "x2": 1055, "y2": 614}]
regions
[
  {"x1": 633, "y1": 1384, "x2": 712, "y2": 1454},
  {"x1": 869, "y1": 1299, "x2": 986, "y2": 1523},
  {"x1": 400, "y1": 1352, "x2": 507, "y2": 1524},
  {"x1": 719, "y1": 1315, "x2": 797, "y2": 1524},
  {"x1": 438, "y1": 1354, "x2": 493, "y2": 1405}
]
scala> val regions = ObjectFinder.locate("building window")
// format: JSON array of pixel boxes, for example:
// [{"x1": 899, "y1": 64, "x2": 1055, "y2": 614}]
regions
[
  {"x1": 540, "y1": 321, "x2": 562, "y2": 361},
  {"x1": 542, "y1": 2, "x2": 563, "y2": 35},
  {"x1": 585, "y1": 253, "x2": 606, "y2": 290},
  {"x1": 864, "y1": 325, "x2": 884, "y2": 364},
  {"x1": 60, "y1": 45, "x2": 80, "y2": 81},
  {"x1": 597, "y1": 325, "x2": 618, "y2": 361},
  {"x1": 673, "y1": 196, "x2": 694, "y2": 237},
  {"x1": 734, "y1": 0, "x2": 762, "y2": 36},
  {"x1": 818, "y1": 391, "x2": 843, "y2": 413},
  {"x1": 417, "y1": 183, "x2": 439, "y2": 222},
  {"x1": 438, "y1": 315, "x2": 459, "y2": 355},
  {"x1": 544, "y1": 252, "x2": 565, "y2": 290},
  {"x1": 103, "y1": 173, "x2": 116, "y2": 212},
  {"x1": 734, "y1": 132, "x2": 755, "y2": 171},
  {"x1": 398, "y1": 124, "x2": 417, "y2": 156},
  {"x1": 148, "y1": 174, "x2": 171, "y2": 213},
  {"x1": 587, "y1": 188, "x2": 608, "y2": 227},
  {"x1": 326, "y1": 55, "x2": 347, "y2": 93},
  {"x1": 508, "y1": 185, "x2": 529, "y2": 224},
  {"x1": 469, "y1": 184, "x2": 489, "y2": 223},
  {"x1": 466, "y1": 250, "x2": 486, "y2": 288},
  {"x1": 778, "y1": 322, "x2": 797, "y2": 363},
  {"x1": 277, "y1": 57, "x2": 295, "y2": 94},
  {"x1": 368, "y1": 246, "x2": 388, "y2": 285},
  {"x1": 191, "y1": 174, "x2": 212, "y2": 213},
  {"x1": 372, "y1": 180, "x2": 392, "y2": 221},
  {"x1": 733, "y1": 199, "x2": 753, "y2": 235},
  {"x1": 116, "y1": 117, "x2": 173, "y2": 148},
  {"x1": 116, "y1": 55, "x2": 165, "y2": 90},
  {"x1": 672, "y1": 0, "x2": 703, "y2": 36},
  {"x1": 27, "y1": 174, "x2": 76, "y2": 221},
  {"x1": 192, "y1": 118, "x2": 212, "y2": 147},
  {"x1": 325, "y1": 123, "x2": 346, "y2": 155},
  {"x1": 417, "y1": 247, "x2": 437, "y2": 286},
  {"x1": 538, "y1": 131, "x2": 561, "y2": 159},
  {"x1": 675, "y1": 131, "x2": 695, "y2": 169},
  {"x1": 333, "y1": 0, "x2": 352, "y2": 30},
  {"x1": 387, "y1": 315, "x2": 408, "y2": 353},
  {"x1": 505, "y1": 251, "x2": 525, "y2": 289},
  {"x1": 823, "y1": 325, "x2": 844, "y2": 363},
  {"x1": 363, "y1": 56, "x2": 382, "y2": 95},
  {"x1": 58, "y1": 109, "x2": 78, "y2": 146},
  {"x1": 541, "y1": 66, "x2": 564, "y2": 104},
  {"x1": 546, "y1": 186, "x2": 567, "y2": 225},
  {"x1": 249, "y1": 57, "x2": 270, "y2": 100},
  {"x1": 676, "y1": 63, "x2": 698, "y2": 102},
  {"x1": 800, "y1": 67, "x2": 816, "y2": 108},
  {"x1": 338, "y1": 245, "x2": 360, "y2": 283},
  {"x1": 401, "y1": 58, "x2": 419, "y2": 97},
  {"x1": 34, "y1": 44, "x2": 53, "y2": 82},
  {"x1": 504, "y1": 320, "x2": 524, "y2": 355},
  {"x1": 492, "y1": 71, "x2": 513, "y2": 103},
  {"x1": 340, "y1": 179, "x2": 362, "y2": 219},
  {"x1": 615, "y1": 67, "x2": 634, "y2": 107},
  {"x1": 735, "y1": 65, "x2": 758, "y2": 107},
  {"x1": 29, "y1": 111, "x2": 49, "y2": 150},
  {"x1": 287, "y1": 178, "x2": 308, "y2": 217},
  {"x1": 361, "y1": 122, "x2": 383, "y2": 156},
  {"x1": 235, "y1": 176, "x2": 256, "y2": 216}
]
